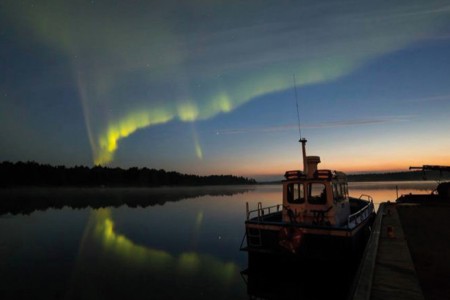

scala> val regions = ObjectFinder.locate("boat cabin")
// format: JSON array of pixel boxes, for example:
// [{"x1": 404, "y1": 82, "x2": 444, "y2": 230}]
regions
[{"x1": 282, "y1": 142, "x2": 351, "y2": 227}]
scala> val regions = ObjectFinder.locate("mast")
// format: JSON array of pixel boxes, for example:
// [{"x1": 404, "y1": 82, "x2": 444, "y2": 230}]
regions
[{"x1": 293, "y1": 74, "x2": 307, "y2": 174}]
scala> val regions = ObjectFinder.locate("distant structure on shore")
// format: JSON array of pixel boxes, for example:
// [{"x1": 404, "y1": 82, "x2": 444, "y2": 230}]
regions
[
  {"x1": 259, "y1": 169, "x2": 450, "y2": 184},
  {"x1": 347, "y1": 170, "x2": 450, "y2": 182},
  {"x1": 0, "y1": 161, "x2": 256, "y2": 187}
]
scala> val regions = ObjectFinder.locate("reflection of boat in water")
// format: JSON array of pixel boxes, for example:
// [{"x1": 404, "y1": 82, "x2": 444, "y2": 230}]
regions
[
  {"x1": 241, "y1": 258, "x2": 357, "y2": 300},
  {"x1": 241, "y1": 138, "x2": 375, "y2": 261},
  {"x1": 397, "y1": 165, "x2": 450, "y2": 203}
]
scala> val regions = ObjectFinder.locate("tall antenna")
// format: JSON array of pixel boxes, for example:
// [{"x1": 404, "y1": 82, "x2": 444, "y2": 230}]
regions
[
  {"x1": 293, "y1": 74, "x2": 308, "y2": 174},
  {"x1": 293, "y1": 74, "x2": 302, "y2": 140}
]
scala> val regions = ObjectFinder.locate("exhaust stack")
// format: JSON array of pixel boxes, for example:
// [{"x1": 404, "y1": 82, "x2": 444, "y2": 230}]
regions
[
  {"x1": 300, "y1": 138, "x2": 308, "y2": 174},
  {"x1": 300, "y1": 138, "x2": 321, "y2": 178}
]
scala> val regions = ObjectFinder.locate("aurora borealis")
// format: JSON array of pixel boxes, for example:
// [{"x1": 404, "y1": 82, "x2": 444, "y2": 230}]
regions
[{"x1": 1, "y1": 1, "x2": 450, "y2": 179}]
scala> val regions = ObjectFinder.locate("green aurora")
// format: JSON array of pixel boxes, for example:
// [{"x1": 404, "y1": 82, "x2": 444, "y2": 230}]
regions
[{"x1": 2, "y1": 1, "x2": 450, "y2": 167}]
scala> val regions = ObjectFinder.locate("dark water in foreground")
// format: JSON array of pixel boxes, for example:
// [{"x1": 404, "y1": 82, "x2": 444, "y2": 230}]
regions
[{"x1": 0, "y1": 182, "x2": 438, "y2": 299}]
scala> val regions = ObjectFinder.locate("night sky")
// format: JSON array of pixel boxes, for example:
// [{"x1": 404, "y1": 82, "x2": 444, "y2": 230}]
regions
[{"x1": 1, "y1": 1, "x2": 450, "y2": 180}]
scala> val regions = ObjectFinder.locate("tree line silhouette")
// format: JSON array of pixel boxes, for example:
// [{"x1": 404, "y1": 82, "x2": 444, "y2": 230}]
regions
[{"x1": 0, "y1": 161, "x2": 257, "y2": 187}]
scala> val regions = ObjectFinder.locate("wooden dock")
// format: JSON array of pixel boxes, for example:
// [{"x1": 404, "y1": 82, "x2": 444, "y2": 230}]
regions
[{"x1": 350, "y1": 201, "x2": 450, "y2": 300}]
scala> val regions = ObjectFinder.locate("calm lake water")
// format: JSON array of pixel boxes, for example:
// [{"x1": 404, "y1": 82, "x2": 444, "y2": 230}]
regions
[{"x1": 0, "y1": 181, "x2": 438, "y2": 299}]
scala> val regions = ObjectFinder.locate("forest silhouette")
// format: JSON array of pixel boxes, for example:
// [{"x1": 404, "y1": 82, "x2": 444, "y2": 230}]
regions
[{"x1": 0, "y1": 161, "x2": 256, "y2": 187}]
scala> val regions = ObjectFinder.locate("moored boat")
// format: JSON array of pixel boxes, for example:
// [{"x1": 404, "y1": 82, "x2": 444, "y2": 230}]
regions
[
  {"x1": 397, "y1": 165, "x2": 450, "y2": 203},
  {"x1": 241, "y1": 138, "x2": 375, "y2": 262}
]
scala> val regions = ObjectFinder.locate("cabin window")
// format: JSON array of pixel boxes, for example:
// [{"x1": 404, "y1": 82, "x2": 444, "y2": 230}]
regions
[
  {"x1": 287, "y1": 183, "x2": 305, "y2": 204},
  {"x1": 341, "y1": 183, "x2": 349, "y2": 198},
  {"x1": 308, "y1": 183, "x2": 327, "y2": 204},
  {"x1": 333, "y1": 183, "x2": 345, "y2": 201},
  {"x1": 333, "y1": 182, "x2": 349, "y2": 202}
]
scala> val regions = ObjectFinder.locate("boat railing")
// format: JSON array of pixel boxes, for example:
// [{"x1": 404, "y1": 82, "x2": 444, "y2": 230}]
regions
[
  {"x1": 347, "y1": 196, "x2": 374, "y2": 228},
  {"x1": 358, "y1": 194, "x2": 373, "y2": 202},
  {"x1": 246, "y1": 202, "x2": 281, "y2": 221}
]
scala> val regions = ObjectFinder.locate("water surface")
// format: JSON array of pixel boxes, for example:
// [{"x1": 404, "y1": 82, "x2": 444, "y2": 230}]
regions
[{"x1": 0, "y1": 182, "x2": 438, "y2": 299}]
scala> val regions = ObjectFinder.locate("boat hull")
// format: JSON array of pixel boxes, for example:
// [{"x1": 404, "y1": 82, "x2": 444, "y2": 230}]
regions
[{"x1": 243, "y1": 211, "x2": 375, "y2": 262}]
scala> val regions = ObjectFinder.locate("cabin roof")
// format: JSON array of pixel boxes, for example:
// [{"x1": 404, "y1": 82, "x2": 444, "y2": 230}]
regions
[{"x1": 283, "y1": 169, "x2": 347, "y2": 183}]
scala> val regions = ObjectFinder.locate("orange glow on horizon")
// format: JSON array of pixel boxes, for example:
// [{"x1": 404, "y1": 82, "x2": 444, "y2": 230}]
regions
[{"x1": 225, "y1": 156, "x2": 450, "y2": 179}]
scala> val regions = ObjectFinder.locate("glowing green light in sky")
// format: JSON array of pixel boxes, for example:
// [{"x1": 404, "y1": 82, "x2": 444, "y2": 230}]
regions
[
  {"x1": 95, "y1": 109, "x2": 173, "y2": 165},
  {"x1": 4, "y1": 1, "x2": 450, "y2": 165}
]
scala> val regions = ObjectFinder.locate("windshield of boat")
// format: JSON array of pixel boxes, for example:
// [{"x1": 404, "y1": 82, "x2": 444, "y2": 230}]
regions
[
  {"x1": 333, "y1": 182, "x2": 348, "y2": 202},
  {"x1": 287, "y1": 183, "x2": 305, "y2": 204},
  {"x1": 308, "y1": 183, "x2": 327, "y2": 204}
]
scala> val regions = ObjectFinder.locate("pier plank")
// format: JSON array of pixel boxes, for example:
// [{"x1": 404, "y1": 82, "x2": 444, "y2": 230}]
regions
[{"x1": 370, "y1": 203, "x2": 424, "y2": 300}]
